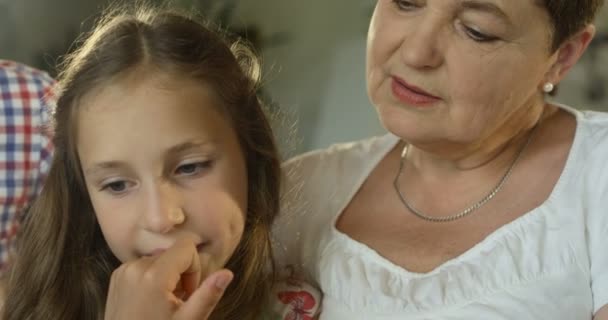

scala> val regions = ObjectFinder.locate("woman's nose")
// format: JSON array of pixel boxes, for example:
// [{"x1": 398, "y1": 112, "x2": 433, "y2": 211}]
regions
[
  {"x1": 399, "y1": 14, "x2": 445, "y2": 70},
  {"x1": 141, "y1": 182, "x2": 185, "y2": 234}
]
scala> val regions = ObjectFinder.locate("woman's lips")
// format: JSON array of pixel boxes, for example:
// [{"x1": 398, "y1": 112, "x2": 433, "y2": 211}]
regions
[{"x1": 391, "y1": 76, "x2": 441, "y2": 107}]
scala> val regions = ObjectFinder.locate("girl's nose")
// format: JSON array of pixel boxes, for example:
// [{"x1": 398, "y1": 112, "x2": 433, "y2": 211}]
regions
[{"x1": 142, "y1": 182, "x2": 185, "y2": 234}]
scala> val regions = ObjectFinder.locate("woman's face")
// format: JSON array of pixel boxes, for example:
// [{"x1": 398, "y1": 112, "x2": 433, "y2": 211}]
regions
[{"x1": 367, "y1": 0, "x2": 558, "y2": 151}]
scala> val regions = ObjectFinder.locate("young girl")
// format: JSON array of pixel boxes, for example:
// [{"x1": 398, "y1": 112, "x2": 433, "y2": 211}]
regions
[{"x1": 1, "y1": 5, "x2": 292, "y2": 320}]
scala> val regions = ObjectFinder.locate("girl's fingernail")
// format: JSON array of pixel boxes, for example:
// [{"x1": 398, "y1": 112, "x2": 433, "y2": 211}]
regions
[{"x1": 214, "y1": 273, "x2": 233, "y2": 291}]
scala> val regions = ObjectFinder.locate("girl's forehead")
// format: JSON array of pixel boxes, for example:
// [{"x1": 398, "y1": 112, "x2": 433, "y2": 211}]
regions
[
  {"x1": 81, "y1": 71, "x2": 219, "y2": 112},
  {"x1": 78, "y1": 75, "x2": 234, "y2": 168},
  {"x1": 77, "y1": 74, "x2": 231, "y2": 150}
]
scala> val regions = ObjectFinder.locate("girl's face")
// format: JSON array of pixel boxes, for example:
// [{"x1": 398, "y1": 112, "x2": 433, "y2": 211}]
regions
[
  {"x1": 78, "y1": 73, "x2": 247, "y2": 274},
  {"x1": 366, "y1": 0, "x2": 557, "y2": 150}
]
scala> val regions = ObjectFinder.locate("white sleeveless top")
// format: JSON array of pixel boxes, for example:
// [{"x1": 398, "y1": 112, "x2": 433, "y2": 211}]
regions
[{"x1": 272, "y1": 106, "x2": 608, "y2": 319}]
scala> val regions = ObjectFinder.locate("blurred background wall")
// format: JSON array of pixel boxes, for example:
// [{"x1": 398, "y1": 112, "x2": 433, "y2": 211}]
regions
[{"x1": 1, "y1": 0, "x2": 606, "y2": 155}]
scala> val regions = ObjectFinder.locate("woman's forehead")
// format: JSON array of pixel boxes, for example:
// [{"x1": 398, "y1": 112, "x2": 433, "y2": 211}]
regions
[
  {"x1": 422, "y1": 0, "x2": 544, "y2": 16},
  {"x1": 417, "y1": 0, "x2": 552, "y2": 32}
]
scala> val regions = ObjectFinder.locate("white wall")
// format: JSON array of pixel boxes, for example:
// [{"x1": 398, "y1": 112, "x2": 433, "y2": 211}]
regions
[
  {"x1": 311, "y1": 37, "x2": 386, "y2": 150},
  {"x1": 234, "y1": 0, "x2": 381, "y2": 153},
  {"x1": 0, "y1": 0, "x2": 105, "y2": 69},
  {"x1": 554, "y1": 6, "x2": 608, "y2": 111}
]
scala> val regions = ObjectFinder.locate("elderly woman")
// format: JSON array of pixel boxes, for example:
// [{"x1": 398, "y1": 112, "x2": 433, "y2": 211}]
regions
[{"x1": 273, "y1": 0, "x2": 607, "y2": 319}]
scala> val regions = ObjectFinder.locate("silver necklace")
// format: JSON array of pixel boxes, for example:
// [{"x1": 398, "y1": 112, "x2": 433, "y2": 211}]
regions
[{"x1": 393, "y1": 127, "x2": 536, "y2": 223}]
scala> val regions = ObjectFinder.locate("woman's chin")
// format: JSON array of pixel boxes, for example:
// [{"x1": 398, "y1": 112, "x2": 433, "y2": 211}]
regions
[{"x1": 376, "y1": 105, "x2": 427, "y2": 137}]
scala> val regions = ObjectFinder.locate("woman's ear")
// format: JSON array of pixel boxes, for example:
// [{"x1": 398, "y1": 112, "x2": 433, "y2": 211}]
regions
[{"x1": 545, "y1": 24, "x2": 596, "y2": 84}]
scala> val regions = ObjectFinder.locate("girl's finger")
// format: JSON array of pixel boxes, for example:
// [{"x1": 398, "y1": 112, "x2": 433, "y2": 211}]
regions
[
  {"x1": 174, "y1": 269, "x2": 234, "y2": 320},
  {"x1": 150, "y1": 238, "x2": 203, "y2": 292}
]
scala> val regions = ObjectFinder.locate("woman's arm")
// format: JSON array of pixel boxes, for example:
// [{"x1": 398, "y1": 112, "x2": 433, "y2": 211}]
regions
[{"x1": 595, "y1": 305, "x2": 608, "y2": 320}]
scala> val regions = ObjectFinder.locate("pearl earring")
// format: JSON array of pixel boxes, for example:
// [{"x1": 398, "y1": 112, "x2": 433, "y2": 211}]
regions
[{"x1": 543, "y1": 82, "x2": 555, "y2": 93}]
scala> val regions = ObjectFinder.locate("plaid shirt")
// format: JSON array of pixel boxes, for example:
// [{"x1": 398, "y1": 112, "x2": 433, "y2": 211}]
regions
[{"x1": 0, "y1": 60, "x2": 55, "y2": 271}]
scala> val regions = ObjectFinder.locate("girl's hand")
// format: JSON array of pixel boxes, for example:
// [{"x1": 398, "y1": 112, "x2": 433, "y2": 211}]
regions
[{"x1": 104, "y1": 238, "x2": 233, "y2": 320}]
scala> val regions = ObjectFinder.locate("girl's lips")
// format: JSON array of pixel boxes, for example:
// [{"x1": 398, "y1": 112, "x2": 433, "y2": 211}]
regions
[
  {"x1": 144, "y1": 242, "x2": 209, "y2": 257},
  {"x1": 145, "y1": 248, "x2": 166, "y2": 257},
  {"x1": 391, "y1": 76, "x2": 441, "y2": 107},
  {"x1": 195, "y1": 242, "x2": 209, "y2": 252}
]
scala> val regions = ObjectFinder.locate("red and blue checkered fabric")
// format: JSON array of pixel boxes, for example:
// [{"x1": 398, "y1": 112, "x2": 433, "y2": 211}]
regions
[{"x1": 0, "y1": 60, "x2": 55, "y2": 272}]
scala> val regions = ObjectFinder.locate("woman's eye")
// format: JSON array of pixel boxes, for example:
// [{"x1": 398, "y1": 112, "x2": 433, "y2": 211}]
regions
[
  {"x1": 464, "y1": 26, "x2": 499, "y2": 43},
  {"x1": 175, "y1": 161, "x2": 212, "y2": 176},
  {"x1": 392, "y1": 0, "x2": 418, "y2": 11}
]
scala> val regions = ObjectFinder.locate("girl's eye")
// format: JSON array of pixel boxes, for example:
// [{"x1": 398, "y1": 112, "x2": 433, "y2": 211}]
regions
[
  {"x1": 464, "y1": 26, "x2": 499, "y2": 43},
  {"x1": 175, "y1": 161, "x2": 213, "y2": 176},
  {"x1": 101, "y1": 180, "x2": 130, "y2": 194},
  {"x1": 392, "y1": 0, "x2": 418, "y2": 11}
]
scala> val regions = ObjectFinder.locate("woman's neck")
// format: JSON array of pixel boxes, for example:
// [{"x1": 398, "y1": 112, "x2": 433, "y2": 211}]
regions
[{"x1": 405, "y1": 102, "x2": 556, "y2": 176}]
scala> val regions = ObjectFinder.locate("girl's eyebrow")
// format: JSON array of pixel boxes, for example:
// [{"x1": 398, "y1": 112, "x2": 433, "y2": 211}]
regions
[
  {"x1": 84, "y1": 141, "x2": 215, "y2": 176},
  {"x1": 85, "y1": 161, "x2": 126, "y2": 176},
  {"x1": 165, "y1": 140, "x2": 215, "y2": 155},
  {"x1": 458, "y1": 0, "x2": 513, "y2": 26}
]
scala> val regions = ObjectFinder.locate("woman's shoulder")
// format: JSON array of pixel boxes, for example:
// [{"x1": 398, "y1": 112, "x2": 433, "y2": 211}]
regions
[
  {"x1": 553, "y1": 105, "x2": 608, "y2": 166},
  {"x1": 283, "y1": 133, "x2": 396, "y2": 181},
  {"x1": 577, "y1": 109, "x2": 608, "y2": 130},
  {"x1": 273, "y1": 134, "x2": 397, "y2": 273},
  {"x1": 569, "y1": 108, "x2": 608, "y2": 162},
  {"x1": 280, "y1": 133, "x2": 397, "y2": 213},
  {"x1": 572, "y1": 109, "x2": 608, "y2": 315},
  {"x1": 562, "y1": 104, "x2": 608, "y2": 136}
]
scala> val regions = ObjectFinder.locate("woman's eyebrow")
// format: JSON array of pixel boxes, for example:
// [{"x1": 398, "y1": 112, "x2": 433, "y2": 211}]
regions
[{"x1": 458, "y1": 0, "x2": 513, "y2": 26}]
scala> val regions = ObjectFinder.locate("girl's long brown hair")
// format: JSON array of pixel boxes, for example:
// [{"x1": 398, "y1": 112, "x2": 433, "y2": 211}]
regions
[{"x1": 2, "y1": 4, "x2": 280, "y2": 320}]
